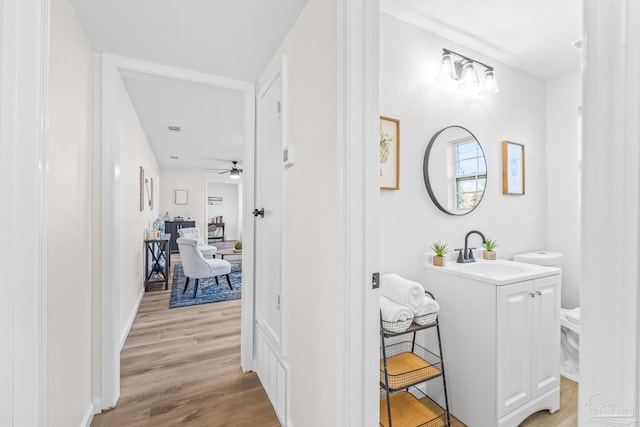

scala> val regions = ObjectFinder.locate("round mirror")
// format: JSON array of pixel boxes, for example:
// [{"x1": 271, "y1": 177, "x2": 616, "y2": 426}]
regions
[{"x1": 423, "y1": 125, "x2": 487, "y2": 215}]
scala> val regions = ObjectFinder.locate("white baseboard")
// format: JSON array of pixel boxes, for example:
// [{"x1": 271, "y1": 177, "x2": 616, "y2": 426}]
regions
[
  {"x1": 119, "y1": 287, "x2": 144, "y2": 350},
  {"x1": 92, "y1": 398, "x2": 102, "y2": 414},
  {"x1": 80, "y1": 402, "x2": 95, "y2": 427}
]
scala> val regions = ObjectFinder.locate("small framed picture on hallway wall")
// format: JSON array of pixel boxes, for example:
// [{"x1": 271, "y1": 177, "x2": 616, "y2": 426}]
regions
[
  {"x1": 175, "y1": 189, "x2": 188, "y2": 205},
  {"x1": 380, "y1": 116, "x2": 400, "y2": 190}
]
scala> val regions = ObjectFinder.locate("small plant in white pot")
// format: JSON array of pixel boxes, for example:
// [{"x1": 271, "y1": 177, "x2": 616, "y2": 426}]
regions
[
  {"x1": 483, "y1": 238, "x2": 498, "y2": 260},
  {"x1": 431, "y1": 241, "x2": 450, "y2": 267}
]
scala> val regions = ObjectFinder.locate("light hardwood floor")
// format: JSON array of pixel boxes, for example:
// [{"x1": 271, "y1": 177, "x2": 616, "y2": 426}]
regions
[
  {"x1": 92, "y1": 242, "x2": 281, "y2": 427},
  {"x1": 93, "y1": 240, "x2": 577, "y2": 426},
  {"x1": 446, "y1": 377, "x2": 577, "y2": 427}
]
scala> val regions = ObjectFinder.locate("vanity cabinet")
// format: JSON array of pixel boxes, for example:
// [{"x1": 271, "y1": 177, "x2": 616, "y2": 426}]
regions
[
  {"x1": 423, "y1": 262, "x2": 561, "y2": 427},
  {"x1": 496, "y1": 276, "x2": 560, "y2": 419}
]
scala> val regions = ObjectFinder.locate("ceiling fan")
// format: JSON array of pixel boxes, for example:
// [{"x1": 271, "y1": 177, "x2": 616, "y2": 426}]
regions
[{"x1": 207, "y1": 161, "x2": 243, "y2": 179}]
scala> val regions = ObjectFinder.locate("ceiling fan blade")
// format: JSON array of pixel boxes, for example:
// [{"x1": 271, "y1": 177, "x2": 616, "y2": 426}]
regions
[
  {"x1": 218, "y1": 170, "x2": 230, "y2": 175},
  {"x1": 238, "y1": 169, "x2": 243, "y2": 173}
]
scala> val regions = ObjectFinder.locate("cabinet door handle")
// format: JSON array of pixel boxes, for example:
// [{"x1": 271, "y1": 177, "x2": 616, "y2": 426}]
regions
[
  {"x1": 536, "y1": 290, "x2": 542, "y2": 296},
  {"x1": 529, "y1": 292, "x2": 536, "y2": 298}
]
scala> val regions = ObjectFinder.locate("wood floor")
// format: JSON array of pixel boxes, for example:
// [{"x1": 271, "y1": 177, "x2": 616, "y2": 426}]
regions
[
  {"x1": 519, "y1": 377, "x2": 578, "y2": 426},
  {"x1": 446, "y1": 376, "x2": 578, "y2": 426},
  {"x1": 92, "y1": 240, "x2": 577, "y2": 427},
  {"x1": 92, "y1": 242, "x2": 281, "y2": 427}
]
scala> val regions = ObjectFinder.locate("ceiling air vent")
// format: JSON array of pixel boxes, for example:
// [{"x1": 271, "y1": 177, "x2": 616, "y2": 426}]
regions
[{"x1": 168, "y1": 125, "x2": 181, "y2": 132}]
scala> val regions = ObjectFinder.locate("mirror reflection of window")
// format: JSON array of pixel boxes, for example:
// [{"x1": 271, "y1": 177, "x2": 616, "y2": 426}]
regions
[{"x1": 453, "y1": 138, "x2": 487, "y2": 210}]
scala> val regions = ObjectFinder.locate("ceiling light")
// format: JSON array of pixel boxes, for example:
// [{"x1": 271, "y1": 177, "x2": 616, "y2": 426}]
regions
[
  {"x1": 229, "y1": 169, "x2": 240, "y2": 179},
  {"x1": 480, "y1": 69, "x2": 499, "y2": 95},
  {"x1": 436, "y1": 49, "x2": 498, "y2": 96},
  {"x1": 459, "y1": 62, "x2": 479, "y2": 91},
  {"x1": 436, "y1": 51, "x2": 455, "y2": 83},
  {"x1": 168, "y1": 125, "x2": 181, "y2": 132}
]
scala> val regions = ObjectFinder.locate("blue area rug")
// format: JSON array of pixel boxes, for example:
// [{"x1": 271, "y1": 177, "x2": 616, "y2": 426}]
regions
[{"x1": 169, "y1": 261, "x2": 242, "y2": 308}]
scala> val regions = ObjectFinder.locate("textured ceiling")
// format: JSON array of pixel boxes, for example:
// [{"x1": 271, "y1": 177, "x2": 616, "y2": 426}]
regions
[
  {"x1": 72, "y1": 0, "x2": 310, "y2": 81},
  {"x1": 120, "y1": 70, "x2": 245, "y2": 172}
]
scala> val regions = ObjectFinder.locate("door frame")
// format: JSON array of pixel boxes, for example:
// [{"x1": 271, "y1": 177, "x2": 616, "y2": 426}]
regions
[
  {"x1": 335, "y1": 0, "x2": 381, "y2": 425},
  {"x1": 98, "y1": 54, "x2": 256, "y2": 409},
  {"x1": 0, "y1": 0, "x2": 50, "y2": 424}
]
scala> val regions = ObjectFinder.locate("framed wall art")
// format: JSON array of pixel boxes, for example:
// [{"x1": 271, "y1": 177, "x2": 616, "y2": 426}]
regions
[
  {"x1": 175, "y1": 189, "x2": 188, "y2": 205},
  {"x1": 139, "y1": 167, "x2": 145, "y2": 211},
  {"x1": 380, "y1": 116, "x2": 400, "y2": 190},
  {"x1": 502, "y1": 141, "x2": 525, "y2": 195}
]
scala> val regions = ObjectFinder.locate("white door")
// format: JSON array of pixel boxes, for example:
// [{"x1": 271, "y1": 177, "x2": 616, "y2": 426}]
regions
[
  {"x1": 531, "y1": 276, "x2": 561, "y2": 398},
  {"x1": 255, "y1": 61, "x2": 284, "y2": 353},
  {"x1": 496, "y1": 281, "x2": 533, "y2": 418}
]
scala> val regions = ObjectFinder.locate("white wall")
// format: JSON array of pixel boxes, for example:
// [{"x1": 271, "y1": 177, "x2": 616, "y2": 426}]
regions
[
  {"x1": 159, "y1": 169, "x2": 240, "y2": 238},
  {"x1": 207, "y1": 182, "x2": 240, "y2": 240},
  {"x1": 260, "y1": 0, "x2": 339, "y2": 425},
  {"x1": 118, "y1": 78, "x2": 159, "y2": 339},
  {"x1": 379, "y1": 13, "x2": 548, "y2": 283},
  {"x1": 546, "y1": 71, "x2": 582, "y2": 309},
  {"x1": 47, "y1": 0, "x2": 94, "y2": 424}
]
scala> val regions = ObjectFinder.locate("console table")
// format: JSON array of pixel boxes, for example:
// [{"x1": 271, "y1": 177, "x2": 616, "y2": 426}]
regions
[{"x1": 144, "y1": 234, "x2": 171, "y2": 291}]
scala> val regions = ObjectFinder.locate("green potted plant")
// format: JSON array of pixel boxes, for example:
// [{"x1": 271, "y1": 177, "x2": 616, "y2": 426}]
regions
[
  {"x1": 431, "y1": 241, "x2": 450, "y2": 267},
  {"x1": 482, "y1": 238, "x2": 498, "y2": 260},
  {"x1": 234, "y1": 240, "x2": 242, "y2": 253}
]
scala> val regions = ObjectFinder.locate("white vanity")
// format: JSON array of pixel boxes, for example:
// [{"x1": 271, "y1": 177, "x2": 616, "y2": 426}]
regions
[{"x1": 422, "y1": 258, "x2": 561, "y2": 427}]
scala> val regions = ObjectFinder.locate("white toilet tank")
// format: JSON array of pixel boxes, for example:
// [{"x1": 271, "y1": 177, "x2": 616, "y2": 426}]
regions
[{"x1": 513, "y1": 251, "x2": 564, "y2": 268}]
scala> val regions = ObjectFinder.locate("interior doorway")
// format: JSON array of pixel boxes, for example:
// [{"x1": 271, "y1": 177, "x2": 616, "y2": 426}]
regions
[
  {"x1": 98, "y1": 54, "x2": 256, "y2": 409},
  {"x1": 206, "y1": 181, "x2": 242, "y2": 244}
]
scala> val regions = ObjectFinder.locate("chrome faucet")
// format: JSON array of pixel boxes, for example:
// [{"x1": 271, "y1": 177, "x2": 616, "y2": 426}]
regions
[{"x1": 456, "y1": 230, "x2": 487, "y2": 263}]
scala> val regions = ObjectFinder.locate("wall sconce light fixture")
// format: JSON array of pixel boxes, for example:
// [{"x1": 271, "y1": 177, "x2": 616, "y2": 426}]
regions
[{"x1": 437, "y1": 49, "x2": 499, "y2": 95}]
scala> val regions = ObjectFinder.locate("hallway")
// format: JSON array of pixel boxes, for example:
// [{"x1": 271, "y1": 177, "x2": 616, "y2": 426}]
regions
[{"x1": 92, "y1": 248, "x2": 279, "y2": 427}]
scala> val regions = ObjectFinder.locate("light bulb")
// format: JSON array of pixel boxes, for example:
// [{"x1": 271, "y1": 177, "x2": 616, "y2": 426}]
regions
[
  {"x1": 480, "y1": 69, "x2": 499, "y2": 95},
  {"x1": 459, "y1": 62, "x2": 479, "y2": 91},
  {"x1": 436, "y1": 52, "x2": 455, "y2": 83}
]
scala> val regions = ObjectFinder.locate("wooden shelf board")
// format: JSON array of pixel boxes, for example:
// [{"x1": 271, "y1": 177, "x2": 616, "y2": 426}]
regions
[
  {"x1": 379, "y1": 391, "x2": 446, "y2": 427},
  {"x1": 381, "y1": 352, "x2": 441, "y2": 390}
]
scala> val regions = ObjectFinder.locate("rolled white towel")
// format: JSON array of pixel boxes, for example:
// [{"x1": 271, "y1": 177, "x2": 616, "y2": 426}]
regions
[
  {"x1": 414, "y1": 295, "x2": 440, "y2": 325},
  {"x1": 380, "y1": 273, "x2": 425, "y2": 311},
  {"x1": 379, "y1": 296, "x2": 413, "y2": 333},
  {"x1": 379, "y1": 295, "x2": 413, "y2": 323}
]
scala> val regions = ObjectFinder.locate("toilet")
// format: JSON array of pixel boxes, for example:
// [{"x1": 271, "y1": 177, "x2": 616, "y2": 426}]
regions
[{"x1": 513, "y1": 251, "x2": 580, "y2": 383}]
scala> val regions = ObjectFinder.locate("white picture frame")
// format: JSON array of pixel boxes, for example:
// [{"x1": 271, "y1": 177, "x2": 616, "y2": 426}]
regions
[{"x1": 175, "y1": 189, "x2": 188, "y2": 205}]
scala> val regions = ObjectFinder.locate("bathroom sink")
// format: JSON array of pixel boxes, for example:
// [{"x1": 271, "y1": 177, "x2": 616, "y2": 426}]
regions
[
  {"x1": 423, "y1": 257, "x2": 561, "y2": 285},
  {"x1": 459, "y1": 262, "x2": 527, "y2": 276}
]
